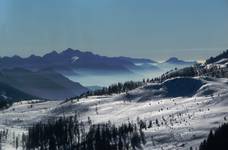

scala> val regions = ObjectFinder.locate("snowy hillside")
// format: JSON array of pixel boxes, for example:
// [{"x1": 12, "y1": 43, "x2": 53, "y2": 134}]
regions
[{"x1": 0, "y1": 76, "x2": 228, "y2": 149}]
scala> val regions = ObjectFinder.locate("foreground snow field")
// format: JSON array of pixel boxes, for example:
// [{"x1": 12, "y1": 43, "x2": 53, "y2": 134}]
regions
[{"x1": 0, "y1": 77, "x2": 228, "y2": 150}]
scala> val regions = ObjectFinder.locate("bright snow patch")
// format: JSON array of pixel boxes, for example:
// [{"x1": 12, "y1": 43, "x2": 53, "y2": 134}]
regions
[{"x1": 72, "y1": 56, "x2": 79, "y2": 63}]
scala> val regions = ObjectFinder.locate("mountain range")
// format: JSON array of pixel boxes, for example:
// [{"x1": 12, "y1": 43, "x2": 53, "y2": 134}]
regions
[
  {"x1": 0, "y1": 48, "x2": 194, "y2": 75},
  {"x1": 0, "y1": 48, "x2": 159, "y2": 75},
  {"x1": 0, "y1": 48, "x2": 196, "y2": 100}
]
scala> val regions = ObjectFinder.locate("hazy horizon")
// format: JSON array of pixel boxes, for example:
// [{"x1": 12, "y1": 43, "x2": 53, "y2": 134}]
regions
[{"x1": 0, "y1": 0, "x2": 228, "y2": 61}]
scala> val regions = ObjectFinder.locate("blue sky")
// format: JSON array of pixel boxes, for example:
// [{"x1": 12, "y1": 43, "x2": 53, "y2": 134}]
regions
[{"x1": 0, "y1": 0, "x2": 228, "y2": 61}]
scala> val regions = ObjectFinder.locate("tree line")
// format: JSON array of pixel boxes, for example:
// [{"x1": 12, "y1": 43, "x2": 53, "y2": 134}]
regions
[
  {"x1": 66, "y1": 80, "x2": 145, "y2": 101},
  {"x1": 199, "y1": 122, "x2": 228, "y2": 150},
  {"x1": 23, "y1": 114, "x2": 147, "y2": 150},
  {"x1": 0, "y1": 99, "x2": 13, "y2": 110},
  {"x1": 206, "y1": 49, "x2": 228, "y2": 64}
]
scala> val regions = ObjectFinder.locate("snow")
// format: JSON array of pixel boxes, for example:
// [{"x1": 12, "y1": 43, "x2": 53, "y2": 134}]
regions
[
  {"x1": 72, "y1": 56, "x2": 79, "y2": 63},
  {"x1": 206, "y1": 59, "x2": 228, "y2": 69},
  {"x1": 215, "y1": 58, "x2": 228, "y2": 65},
  {"x1": 1, "y1": 77, "x2": 228, "y2": 149}
]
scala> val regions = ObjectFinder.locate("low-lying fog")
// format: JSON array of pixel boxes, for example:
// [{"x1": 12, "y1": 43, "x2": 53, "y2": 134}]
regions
[{"x1": 67, "y1": 63, "x2": 191, "y2": 87}]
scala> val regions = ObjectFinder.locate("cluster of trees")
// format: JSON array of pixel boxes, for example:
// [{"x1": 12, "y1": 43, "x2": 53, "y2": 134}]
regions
[
  {"x1": 159, "y1": 63, "x2": 228, "y2": 82},
  {"x1": 67, "y1": 81, "x2": 145, "y2": 101},
  {"x1": 206, "y1": 49, "x2": 228, "y2": 64},
  {"x1": 159, "y1": 67, "x2": 197, "y2": 82},
  {"x1": 0, "y1": 129, "x2": 8, "y2": 150},
  {"x1": 199, "y1": 123, "x2": 228, "y2": 150},
  {"x1": 88, "y1": 81, "x2": 144, "y2": 96},
  {"x1": 24, "y1": 114, "x2": 147, "y2": 150},
  {"x1": 200, "y1": 65, "x2": 228, "y2": 78},
  {"x1": 0, "y1": 99, "x2": 13, "y2": 110}
]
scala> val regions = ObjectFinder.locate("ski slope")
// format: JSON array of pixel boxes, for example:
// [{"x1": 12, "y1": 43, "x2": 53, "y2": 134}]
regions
[{"x1": 0, "y1": 77, "x2": 228, "y2": 149}]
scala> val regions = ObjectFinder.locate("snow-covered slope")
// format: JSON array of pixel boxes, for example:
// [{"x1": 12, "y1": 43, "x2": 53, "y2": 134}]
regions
[{"x1": 0, "y1": 77, "x2": 228, "y2": 149}]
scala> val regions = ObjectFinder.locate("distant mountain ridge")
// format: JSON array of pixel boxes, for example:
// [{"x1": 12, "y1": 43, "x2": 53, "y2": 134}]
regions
[
  {"x1": 165, "y1": 57, "x2": 196, "y2": 65},
  {"x1": 0, "y1": 48, "x2": 158, "y2": 75},
  {"x1": 0, "y1": 48, "x2": 198, "y2": 77}
]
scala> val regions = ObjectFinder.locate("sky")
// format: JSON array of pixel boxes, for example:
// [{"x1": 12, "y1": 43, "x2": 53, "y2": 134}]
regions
[{"x1": 0, "y1": 0, "x2": 228, "y2": 61}]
